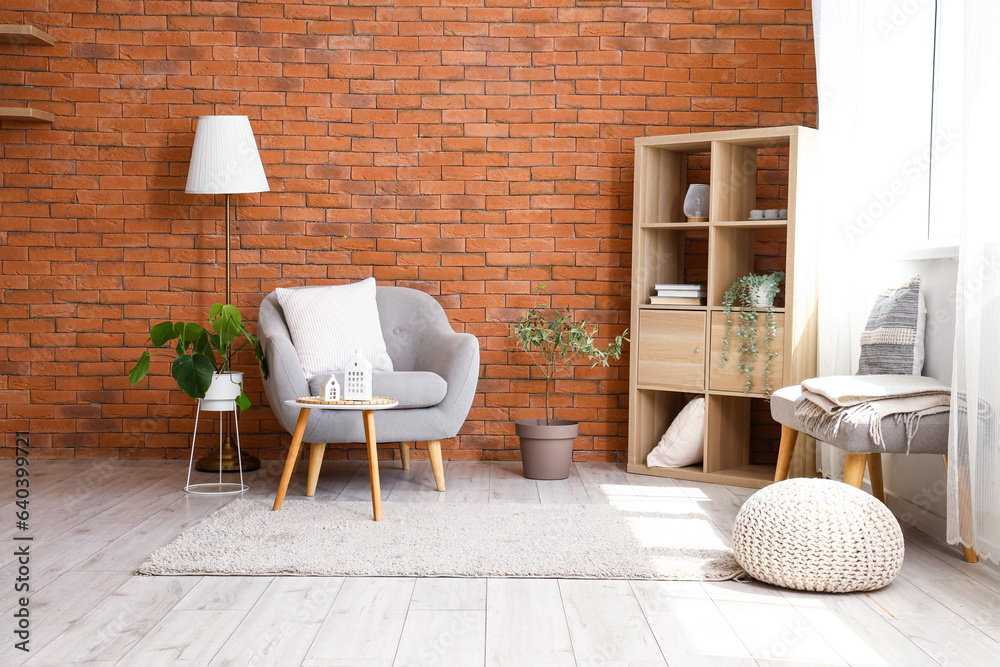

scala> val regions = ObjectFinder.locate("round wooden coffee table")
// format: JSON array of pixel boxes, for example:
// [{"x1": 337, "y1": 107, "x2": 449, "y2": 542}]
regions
[{"x1": 272, "y1": 396, "x2": 398, "y2": 521}]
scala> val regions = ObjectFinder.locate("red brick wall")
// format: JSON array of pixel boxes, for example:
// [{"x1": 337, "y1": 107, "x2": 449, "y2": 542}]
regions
[{"x1": 0, "y1": 0, "x2": 816, "y2": 461}]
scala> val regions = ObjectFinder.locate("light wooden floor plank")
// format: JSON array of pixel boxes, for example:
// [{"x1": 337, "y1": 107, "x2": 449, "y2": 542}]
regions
[
  {"x1": 537, "y1": 463, "x2": 594, "y2": 504},
  {"x1": 559, "y1": 579, "x2": 666, "y2": 664},
  {"x1": 115, "y1": 609, "x2": 247, "y2": 667},
  {"x1": 0, "y1": 571, "x2": 131, "y2": 665},
  {"x1": 704, "y1": 580, "x2": 848, "y2": 666},
  {"x1": 173, "y1": 576, "x2": 272, "y2": 611},
  {"x1": 410, "y1": 578, "x2": 487, "y2": 611},
  {"x1": 485, "y1": 578, "x2": 576, "y2": 667},
  {"x1": 392, "y1": 610, "x2": 486, "y2": 667},
  {"x1": 860, "y1": 575, "x2": 1000, "y2": 665},
  {"x1": 440, "y1": 461, "x2": 491, "y2": 503},
  {"x1": 73, "y1": 493, "x2": 231, "y2": 572},
  {"x1": 335, "y1": 462, "x2": 405, "y2": 502},
  {"x1": 387, "y1": 461, "x2": 448, "y2": 502},
  {"x1": 25, "y1": 576, "x2": 201, "y2": 665},
  {"x1": 209, "y1": 577, "x2": 344, "y2": 667},
  {"x1": 576, "y1": 462, "x2": 639, "y2": 505},
  {"x1": 631, "y1": 580, "x2": 757, "y2": 666},
  {"x1": 489, "y1": 461, "x2": 540, "y2": 503},
  {"x1": 779, "y1": 587, "x2": 938, "y2": 666},
  {"x1": 306, "y1": 577, "x2": 414, "y2": 662}
]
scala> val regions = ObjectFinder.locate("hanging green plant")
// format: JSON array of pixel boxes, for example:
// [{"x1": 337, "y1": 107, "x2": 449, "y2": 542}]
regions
[{"x1": 721, "y1": 271, "x2": 784, "y2": 396}]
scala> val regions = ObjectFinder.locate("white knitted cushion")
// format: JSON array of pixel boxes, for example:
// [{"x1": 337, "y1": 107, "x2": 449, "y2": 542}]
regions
[
  {"x1": 276, "y1": 279, "x2": 393, "y2": 379},
  {"x1": 732, "y1": 478, "x2": 904, "y2": 592}
]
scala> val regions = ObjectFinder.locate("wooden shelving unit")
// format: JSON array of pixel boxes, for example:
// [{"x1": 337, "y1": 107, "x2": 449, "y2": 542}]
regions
[
  {"x1": 627, "y1": 126, "x2": 819, "y2": 489},
  {"x1": 0, "y1": 25, "x2": 56, "y2": 123}
]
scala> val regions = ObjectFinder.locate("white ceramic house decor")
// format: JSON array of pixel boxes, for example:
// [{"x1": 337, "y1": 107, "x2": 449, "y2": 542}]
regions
[
  {"x1": 321, "y1": 374, "x2": 341, "y2": 402},
  {"x1": 343, "y1": 350, "x2": 373, "y2": 401}
]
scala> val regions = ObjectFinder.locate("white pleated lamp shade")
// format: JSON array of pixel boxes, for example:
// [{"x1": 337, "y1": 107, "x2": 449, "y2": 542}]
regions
[{"x1": 185, "y1": 115, "x2": 269, "y2": 195}]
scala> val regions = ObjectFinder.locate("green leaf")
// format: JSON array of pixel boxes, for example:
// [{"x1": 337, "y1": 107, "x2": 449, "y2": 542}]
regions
[
  {"x1": 171, "y1": 353, "x2": 215, "y2": 399},
  {"x1": 235, "y1": 391, "x2": 250, "y2": 412},
  {"x1": 150, "y1": 322, "x2": 177, "y2": 347},
  {"x1": 181, "y1": 323, "x2": 204, "y2": 347},
  {"x1": 128, "y1": 352, "x2": 151, "y2": 386}
]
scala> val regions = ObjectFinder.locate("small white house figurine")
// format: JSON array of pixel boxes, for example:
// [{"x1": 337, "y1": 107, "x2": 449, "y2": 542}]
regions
[
  {"x1": 343, "y1": 350, "x2": 373, "y2": 401},
  {"x1": 320, "y1": 374, "x2": 340, "y2": 402}
]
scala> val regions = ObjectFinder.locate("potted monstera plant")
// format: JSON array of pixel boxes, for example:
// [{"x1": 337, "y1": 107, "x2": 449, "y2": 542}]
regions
[
  {"x1": 511, "y1": 288, "x2": 628, "y2": 480},
  {"x1": 128, "y1": 303, "x2": 267, "y2": 411},
  {"x1": 721, "y1": 271, "x2": 784, "y2": 396}
]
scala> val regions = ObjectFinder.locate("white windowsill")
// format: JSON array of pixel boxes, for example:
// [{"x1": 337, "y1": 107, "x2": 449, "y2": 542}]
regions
[{"x1": 892, "y1": 239, "x2": 959, "y2": 261}]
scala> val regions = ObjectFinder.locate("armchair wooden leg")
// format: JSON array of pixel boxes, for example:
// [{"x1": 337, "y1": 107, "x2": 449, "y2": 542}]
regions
[
  {"x1": 868, "y1": 453, "x2": 885, "y2": 503},
  {"x1": 306, "y1": 442, "x2": 326, "y2": 497},
  {"x1": 774, "y1": 425, "x2": 798, "y2": 483},
  {"x1": 943, "y1": 455, "x2": 979, "y2": 563},
  {"x1": 400, "y1": 443, "x2": 410, "y2": 470},
  {"x1": 843, "y1": 453, "x2": 868, "y2": 489},
  {"x1": 427, "y1": 440, "x2": 445, "y2": 492}
]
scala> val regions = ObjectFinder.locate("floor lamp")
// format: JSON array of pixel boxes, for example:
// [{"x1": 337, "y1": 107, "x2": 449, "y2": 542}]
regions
[{"x1": 185, "y1": 115, "x2": 269, "y2": 473}]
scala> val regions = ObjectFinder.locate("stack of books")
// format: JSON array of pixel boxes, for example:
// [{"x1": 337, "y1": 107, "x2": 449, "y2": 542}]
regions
[{"x1": 650, "y1": 283, "x2": 706, "y2": 305}]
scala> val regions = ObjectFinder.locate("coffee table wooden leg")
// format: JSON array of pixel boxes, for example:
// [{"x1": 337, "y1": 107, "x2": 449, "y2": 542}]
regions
[
  {"x1": 273, "y1": 408, "x2": 310, "y2": 511},
  {"x1": 363, "y1": 409, "x2": 382, "y2": 521}
]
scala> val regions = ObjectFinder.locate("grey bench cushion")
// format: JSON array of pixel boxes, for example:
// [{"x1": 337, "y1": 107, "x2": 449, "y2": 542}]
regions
[
  {"x1": 307, "y1": 371, "x2": 447, "y2": 409},
  {"x1": 770, "y1": 384, "x2": 949, "y2": 455}
]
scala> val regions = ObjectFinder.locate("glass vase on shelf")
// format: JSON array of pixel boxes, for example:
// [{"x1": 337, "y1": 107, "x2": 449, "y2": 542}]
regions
[{"x1": 683, "y1": 184, "x2": 709, "y2": 223}]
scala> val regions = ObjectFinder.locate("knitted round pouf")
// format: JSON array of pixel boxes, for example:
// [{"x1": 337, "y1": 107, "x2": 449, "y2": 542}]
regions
[{"x1": 732, "y1": 478, "x2": 904, "y2": 592}]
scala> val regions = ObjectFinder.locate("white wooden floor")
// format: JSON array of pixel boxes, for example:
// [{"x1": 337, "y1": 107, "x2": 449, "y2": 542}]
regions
[{"x1": 2, "y1": 459, "x2": 999, "y2": 666}]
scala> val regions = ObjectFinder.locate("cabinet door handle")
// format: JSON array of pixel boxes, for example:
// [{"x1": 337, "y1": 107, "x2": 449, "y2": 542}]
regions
[{"x1": 694, "y1": 348, "x2": 701, "y2": 353}]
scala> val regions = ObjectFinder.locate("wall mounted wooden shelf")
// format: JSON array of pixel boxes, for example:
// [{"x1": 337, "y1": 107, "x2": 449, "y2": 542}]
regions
[
  {"x1": 0, "y1": 24, "x2": 56, "y2": 46},
  {"x1": 0, "y1": 26, "x2": 57, "y2": 124},
  {"x1": 0, "y1": 107, "x2": 55, "y2": 122},
  {"x1": 627, "y1": 125, "x2": 819, "y2": 489}
]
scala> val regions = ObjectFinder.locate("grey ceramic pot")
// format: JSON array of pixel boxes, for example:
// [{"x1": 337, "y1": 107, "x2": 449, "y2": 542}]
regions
[{"x1": 515, "y1": 419, "x2": 579, "y2": 480}]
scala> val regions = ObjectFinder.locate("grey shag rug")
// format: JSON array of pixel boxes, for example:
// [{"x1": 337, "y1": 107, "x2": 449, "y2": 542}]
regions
[{"x1": 139, "y1": 499, "x2": 743, "y2": 580}]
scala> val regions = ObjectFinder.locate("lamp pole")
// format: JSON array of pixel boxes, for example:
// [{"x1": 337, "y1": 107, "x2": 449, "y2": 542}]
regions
[{"x1": 194, "y1": 193, "x2": 261, "y2": 473}]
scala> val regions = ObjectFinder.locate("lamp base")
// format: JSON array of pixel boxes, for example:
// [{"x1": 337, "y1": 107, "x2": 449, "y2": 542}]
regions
[{"x1": 195, "y1": 436, "x2": 260, "y2": 473}]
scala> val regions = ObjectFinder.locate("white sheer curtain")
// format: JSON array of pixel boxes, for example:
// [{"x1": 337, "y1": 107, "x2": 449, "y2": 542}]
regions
[
  {"x1": 947, "y1": 2, "x2": 1000, "y2": 562},
  {"x1": 812, "y1": 0, "x2": 935, "y2": 478}
]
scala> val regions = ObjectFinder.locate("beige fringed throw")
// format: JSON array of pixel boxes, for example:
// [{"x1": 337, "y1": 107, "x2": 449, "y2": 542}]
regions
[{"x1": 793, "y1": 375, "x2": 951, "y2": 450}]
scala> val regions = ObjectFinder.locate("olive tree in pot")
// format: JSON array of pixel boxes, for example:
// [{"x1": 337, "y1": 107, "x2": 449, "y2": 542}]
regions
[{"x1": 511, "y1": 289, "x2": 628, "y2": 480}]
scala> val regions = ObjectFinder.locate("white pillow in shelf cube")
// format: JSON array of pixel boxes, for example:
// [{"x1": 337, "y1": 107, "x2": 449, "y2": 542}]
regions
[
  {"x1": 320, "y1": 374, "x2": 340, "y2": 402},
  {"x1": 343, "y1": 350, "x2": 373, "y2": 401}
]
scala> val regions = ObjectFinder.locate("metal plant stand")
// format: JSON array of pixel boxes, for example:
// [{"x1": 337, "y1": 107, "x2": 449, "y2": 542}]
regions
[{"x1": 185, "y1": 399, "x2": 248, "y2": 495}]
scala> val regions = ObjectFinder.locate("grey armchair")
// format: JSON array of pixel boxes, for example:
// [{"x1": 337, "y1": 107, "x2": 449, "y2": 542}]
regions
[{"x1": 258, "y1": 285, "x2": 480, "y2": 495}]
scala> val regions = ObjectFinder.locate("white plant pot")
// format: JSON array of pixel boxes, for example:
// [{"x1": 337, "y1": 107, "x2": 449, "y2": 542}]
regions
[
  {"x1": 751, "y1": 286, "x2": 772, "y2": 309},
  {"x1": 201, "y1": 371, "x2": 243, "y2": 412}
]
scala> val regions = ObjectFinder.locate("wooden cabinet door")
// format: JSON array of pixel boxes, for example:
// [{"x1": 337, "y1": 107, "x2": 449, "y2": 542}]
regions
[
  {"x1": 636, "y1": 310, "x2": 706, "y2": 391},
  {"x1": 708, "y1": 311, "x2": 785, "y2": 394}
]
